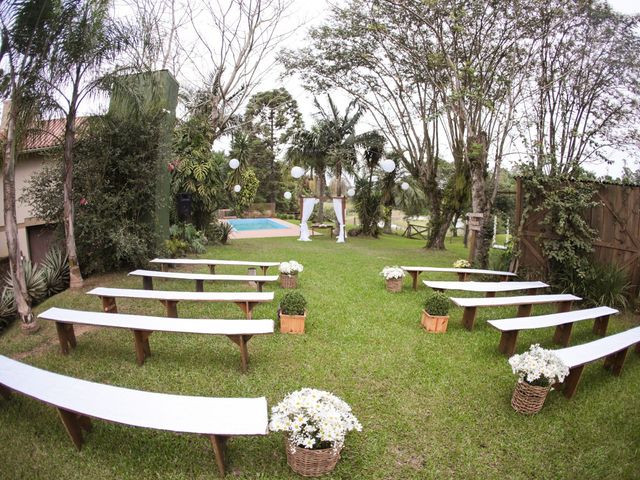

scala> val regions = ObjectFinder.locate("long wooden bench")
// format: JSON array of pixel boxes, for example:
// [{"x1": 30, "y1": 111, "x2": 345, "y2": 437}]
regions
[
  {"x1": 553, "y1": 326, "x2": 640, "y2": 399},
  {"x1": 38, "y1": 308, "x2": 274, "y2": 372},
  {"x1": 129, "y1": 269, "x2": 279, "y2": 293},
  {"x1": 424, "y1": 280, "x2": 548, "y2": 298},
  {"x1": 450, "y1": 293, "x2": 581, "y2": 331},
  {"x1": 0, "y1": 355, "x2": 267, "y2": 476},
  {"x1": 487, "y1": 306, "x2": 619, "y2": 356},
  {"x1": 87, "y1": 287, "x2": 274, "y2": 319},
  {"x1": 401, "y1": 266, "x2": 516, "y2": 290},
  {"x1": 150, "y1": 258, "x2": 279, "y2": 275}
]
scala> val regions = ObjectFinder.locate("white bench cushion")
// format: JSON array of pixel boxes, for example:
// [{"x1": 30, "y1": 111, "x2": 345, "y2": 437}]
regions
[
  {"x1": 424, "y1": 280, "x2": 548, "y2": 292},
  {"x1": 451, "y1": 293, "x2": 581, "y2": 308},
  {"x1": 488, "y1": 306, "x2": 619, "y2": 331},
  {"x1": 0, "y1": 355, "x2": 268, "y2": 435},
  {"x1": 401, "y1": 266, "x2": 516, "y2": 276},
  {"x1": 554, "y1": 326, "x2": 640, "y2": 368},
  {"x1": 87, "y1": 287, "x2": 274, "y2": 302},
  {"x1": 150, "y1": 258, "x2": 279, "y2": 267},
  {"x1": 38, "y1": 308, "x2": 274, "y2": 335},
  {"x1": 129, "y1": 270, "x2": 279, "y2": 282}
]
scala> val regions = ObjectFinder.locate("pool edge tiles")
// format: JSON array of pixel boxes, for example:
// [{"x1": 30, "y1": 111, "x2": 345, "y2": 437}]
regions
[{"x1": 226, "y1": 218, "x2": 301, "y2": 239}]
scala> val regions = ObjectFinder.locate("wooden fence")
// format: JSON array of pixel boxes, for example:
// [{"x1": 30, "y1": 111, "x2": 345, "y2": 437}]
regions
[{"x1": 515, "y1": 178, "x2": 640, "y2": 295}]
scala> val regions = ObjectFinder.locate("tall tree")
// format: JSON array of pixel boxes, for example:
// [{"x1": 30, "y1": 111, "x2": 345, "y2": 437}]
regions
[
  {"x1": 44, "y1": 0, "x2": 126, "y2": 288},
  {"x1": 0, "y1": 0, "x2": 62, "y2": 332}
]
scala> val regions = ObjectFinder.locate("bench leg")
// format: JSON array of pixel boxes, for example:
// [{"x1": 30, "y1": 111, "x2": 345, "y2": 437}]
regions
[
  {"x1": 0, "y1": 383, "x2": 12, "y2": 400},
  {"x1": 593, "y1": 315, "x2": 610, "y2": 336},
  {"x1": 556, "y1": 301, "x2": 573, "y2": 313},
  {"x1": 228, "y1": 335, "x2": 253, "y2": 373},
  {"x1": 55, "y1": 322, "x2": 77, "y2": 354},
  {"x1": 516, "y1": 304, "x2": 532, "y2": 317},
  {"x1": 498, "y1": 330, "x2": 519, "y2": 356},
  {"x1": 500, "y1": 275, "x2": 510, "y2": 281},
  {"x1": 142, "y1": 276, "x2": 154, "y2": 290},
  {"x1": 462, "y1": 307, "x2": 477, "y2": 331},
  {"x1": 195, "y1": 280, "x2": 204, "y2": 292},
  {"x1": 57, "y1": 408, "x2": 92, "y2": 450},
  {"x1": 256, "y1": 282, "x2": 263, "y2": 292},
  {"x1": 553, "y1": 322, "x2": 574, "y2": 347},
  {"x1": 160, "y1": 263, "x2": 169, "y2": 273},
  {"x1": 209, "y1": 265, "x2": 216, "y2": 274},
  {"x1": 457, "y1": 272, "x2": 469, "y2": 282},
  {"x1": 410, "y1": 272, "x2": 419, "y2": 290},
  {"x1": 260, "y1": 266, "x2": 268, "y2": 275},
  {"x1": 161, "y1": 300, "x2": 178, "y2": 318},
  {"x1": 485, "y1": 291, "x2": 496, "y2": 298},
  {"x1": 562, "y1": 364, "x2": 585, "y2": 399},
  {"x1": 209, "y1": 434, "x2": 229, "y2": 477},
  {"x1": 132, "y1": 330, "x2": 153, "y2": 365},
  {"x1": 101, "y1": 296, "x2": 118, "y2": 313},
  {"x1": 604, "y1": 348, "x2": 628, "y2": 376},
  {"x1": 235, "y1": 302, "x2": 255, "y2": 319}
]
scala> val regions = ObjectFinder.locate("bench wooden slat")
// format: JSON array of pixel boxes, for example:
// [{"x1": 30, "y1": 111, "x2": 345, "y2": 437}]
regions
[
  {"x1": 0, "y1": 355, "x2": 268, "y2": 476},
  {"x1": 451, "y1": 294, "x2": 581, "y2": 308},
  {"x1": 401, "y1": 265, "x2": 516, "y2": 289},
  {"x1": 424, "y1": 280, "x2": 548, "y2": 293}
]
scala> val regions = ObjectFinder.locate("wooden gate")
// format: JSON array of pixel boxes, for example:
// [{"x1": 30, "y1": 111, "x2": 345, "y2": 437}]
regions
[{"x1": 515, "y1": 178, "x2": 640, "y2": 294}]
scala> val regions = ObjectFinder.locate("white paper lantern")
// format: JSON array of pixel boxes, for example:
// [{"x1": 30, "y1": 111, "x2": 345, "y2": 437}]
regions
[
  {"x1": 233, "y1": 184, "x2": 241, "y2": 193},
  {"x1": 371, "y1": 175, "x2": 378, "y2": 182},
  {"x1": 401, "y1": 181, "x2": 410, "y2": 191},
  {"x1": 291, "y1": 166, "x2": 305, "y2": 179},
  {"x1": 284, "y1": 191, "x2": 292, "y2": 200},
  {"x1": 377, "y1": 220, "x2": 385, "y2": 228},
  {"x1": 381, "y1": 159, "x2": 396, "y2": 173},
  {"x1": 347, "y1": 188, "x2": 356, "y2": 197},
  {"x1": 229, "y1": 158, "x2": 240, "y2": 169}
]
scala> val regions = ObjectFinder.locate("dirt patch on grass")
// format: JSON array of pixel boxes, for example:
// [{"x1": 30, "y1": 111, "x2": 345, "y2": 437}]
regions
[{"x1": 12, "y1": 324, "x2": 98, "y2": 360}]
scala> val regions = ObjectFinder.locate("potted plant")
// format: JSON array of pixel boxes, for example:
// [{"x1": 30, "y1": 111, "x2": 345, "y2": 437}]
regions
[
  {"x1": 279, "y1": 291, "x2": 307, "y2": 334},
  {"x1": 269, "y1": 388, "x2": 362, "y2": 477},
  {"x1": 279, "y1": 260, "x2": 304, "y2": 289},
  {"x1": 508, "y1": 344, "x2": 570, "y2": 414},
  {"x1": 421, "y1": 292, "x2": 450, "y2": 333},
  {"x1": 380, "y1": 266, "x2": 405, "y2": 292}
]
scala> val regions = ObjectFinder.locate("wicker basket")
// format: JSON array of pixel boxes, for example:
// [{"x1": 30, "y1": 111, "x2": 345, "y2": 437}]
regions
[
  {"x1": 280, "y1": 273, "x2": 298, "y2": 289},
  {"x1": 385, "y1": 277, "x2": 403, "y2": 293},
  {"x1": 286, "y1": 439, "x2": 342, "y2": 477},
  {"x1": 511, "y1": 381, "x2": 550, "y2": 414}
]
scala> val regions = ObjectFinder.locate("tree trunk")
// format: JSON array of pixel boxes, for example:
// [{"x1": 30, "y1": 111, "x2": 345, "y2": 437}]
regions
[
  {"x1": 467, "y1": 132, "x2": 490, "y2": 267},
  {"x1": 63, "y1": 101, "x2": 83, "y2": 288},
  {"x1": 316, "y1": 170, "x2": 325, "y2": 222},
  {"x1": 2, "y1": 103, "x2": 37, "y2": 333}
]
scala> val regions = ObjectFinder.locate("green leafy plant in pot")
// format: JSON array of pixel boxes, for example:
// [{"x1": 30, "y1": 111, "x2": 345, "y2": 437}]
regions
[
  {"x1": 421, "y1": 291, "x2": 450, "y2": 333},
  {"x1": 279, "y1": 291, "x2": 307, "y2": 334}
]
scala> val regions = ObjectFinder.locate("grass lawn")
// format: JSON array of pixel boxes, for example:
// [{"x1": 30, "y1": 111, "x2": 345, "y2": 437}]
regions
[{"x1": 0, "y1": 234, "x2": 639, "y2": 479}]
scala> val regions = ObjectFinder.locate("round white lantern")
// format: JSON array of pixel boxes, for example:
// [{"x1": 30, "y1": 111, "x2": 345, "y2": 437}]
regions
[
  {"x1": 371, "y1": 175, "x2": 378, "y2": 182},
  {"x1": 291, "y1": 166, "x2": 305, "y2": 179},
  {"x1": 401, "y1": 181, "x2": 410, "y2": 191},
  {"x1": 233, "y1": 184, "x2": 241, "y2": 193},
  {"x1": 229, "y1": 158, "x2": 240, "y2": 169},
  {"x1": 377, "y1": 220, "x2": 385, "y2": 228},
  {"x1": 284, "y1": 191, "x2": 292, "y2": 200},
  {"x1": 347, "y1": 188, "x2": 356, "y2": 197},
  {"x1": 381, "y1": 159, "x2": 396, "y2": 173}
]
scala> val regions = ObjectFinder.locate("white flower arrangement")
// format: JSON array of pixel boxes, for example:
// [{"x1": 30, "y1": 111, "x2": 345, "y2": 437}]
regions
[
  {"x1": 279, "y1": 260, "x2": 304, "y2": 276},
  {"x1": 269, "y1": 388, "x2": 362, "y2": 450},
  {"x1": 380, "y1": 266, "x2": 405, "y2": 280},
  {"x1": 509, "y1": 344, "x2": 570, "y2": 387},
  {"x1": 453, "y1": 259, "x2": 471, "y2": 268}
]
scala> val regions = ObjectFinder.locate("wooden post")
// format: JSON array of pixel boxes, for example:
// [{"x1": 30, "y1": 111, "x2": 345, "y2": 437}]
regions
[
  {"x1": 592, "y1": 315, "x2": 610, "y2": 336},
  {"x1": 195, "y1": 280, "x2": 204, "y2": 292},
  {"x1": 55, "y1": 322, "x2": 77, "y2": 354},
  {"x1": 101, "y1": 296, "x2": 117, "y2": 313},
  {"x1": 142, "y1": 276, "x2": 154, "y2": 290},
  {"x1": 209, "y1": 434, "x2": 229, "y2": 477},
  {"x1": 0, "y1": 384, "x2": 12, "y2": 400},
  {"x1": 462, "y1": 306, "x2": 477, "y2": 330},
  {"x1": 132, "y1": 330, "x2": 153, "y2": 365},
  {"x1": 162, "y1": 300, "x2": 178, "y2": 318},
  {"x1": 562, "y1": 364, "x2": 585, "y2": 399},
  {"x1": 209, "y1": 265, "x2": 216, "y2": 274},
  {"x1": 516, "y1": 304, "x2": 533, "y2": 317},
  {"x1": 57, "y1": 408, "x2": 91, "y2": 450},
  {"x1": 552, "y1": 322, "x2": 574, "y2": 346},
  {"x1": 498, "y1": 330, "x2": 519, "y2": 356},
  {"x1": 228, "y1": 334, "x2": 253, "y2": 373},
  {"x1": 557, "y1": 301, "x2": 573, "y2": 313},
  {"x1": 410, "y1": 271, "x2": 419, "y2": 290}
]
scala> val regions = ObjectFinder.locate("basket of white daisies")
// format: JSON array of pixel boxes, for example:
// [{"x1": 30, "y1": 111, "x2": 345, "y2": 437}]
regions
[
  {"x1": 279, "y1": 260, "x2": 304, "y2": 289},
  {"x1": 269, "y1": 388, "x2": 362, "y2": 476}
]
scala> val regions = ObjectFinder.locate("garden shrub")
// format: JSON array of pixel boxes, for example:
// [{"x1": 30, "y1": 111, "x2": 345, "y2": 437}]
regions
[
  {"x1": 556, "y1": 262, "x2": 630, "y2": 310},
  {"x1": 424, "y1": 292, "x2": 450, "y2": 316},
  {"x1": 165, "y1": 223, "x2": 207, "y2": 256},
  {"x1": 280, "y1": 291, "x2": 307, "y2": 315}
]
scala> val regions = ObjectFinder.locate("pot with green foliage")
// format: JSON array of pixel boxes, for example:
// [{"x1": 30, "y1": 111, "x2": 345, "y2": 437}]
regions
[
  {"x1": 421, "y1": 292, "x2": 450, "y2": 333},
  {"x1": 279, "y1": 291, "x2": 307, "y2": 334}
]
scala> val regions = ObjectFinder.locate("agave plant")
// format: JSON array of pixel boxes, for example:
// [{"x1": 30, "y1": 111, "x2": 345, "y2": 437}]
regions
[
  {"x1": 41, "y1": 247, "x2": 70, "y2": 296},
  {"x1": 3, "y1": 258, "x2": 47, "y2": 305},
  {"x1": 0, "y1": 287, "x2": 16, "y2": 319}
]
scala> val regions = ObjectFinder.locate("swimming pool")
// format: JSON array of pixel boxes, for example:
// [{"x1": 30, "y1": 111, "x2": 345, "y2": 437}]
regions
[{"x1": 226, "y1": 218, "x2": 288, "y2": 231}]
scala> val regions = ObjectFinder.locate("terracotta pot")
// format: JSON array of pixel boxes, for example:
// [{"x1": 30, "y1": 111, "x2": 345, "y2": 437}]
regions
[
  {"x1": 421, "y1": 310, "x2": 449, "y2": 333},
  {"x1": 280, "y1": 273, "x2": 298, "y2": 289},
  {"x1": 385, "y1": 277, "x2": 403, "y2": 292},
  {"x1": 511, "y1": 381, "x2": 550, "y2": 414},
  {"x1": 285, "y1": 438, "x2": 342, "y2": 477},
  {"x1": 279, "y1": 309, "x2": 306, "y2": 334}
]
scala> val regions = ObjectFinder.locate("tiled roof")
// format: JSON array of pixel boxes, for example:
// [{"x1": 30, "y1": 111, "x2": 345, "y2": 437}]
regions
[{"x1": 21, "y1": 117, "x2": 87, "y2": 153}]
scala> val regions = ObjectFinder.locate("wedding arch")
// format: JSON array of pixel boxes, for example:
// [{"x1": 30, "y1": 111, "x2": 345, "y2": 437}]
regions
[{"x1": 298, "y1": 196, "x2": 347, "y2": 243}]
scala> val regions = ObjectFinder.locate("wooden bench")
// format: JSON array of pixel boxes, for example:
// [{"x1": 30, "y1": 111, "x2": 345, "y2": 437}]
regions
[
  {"x1": 150, "y1": 258, "x2": 279, "y2": 275},
  {"x1": 38, "y1": 308, "x2": 274, "y2": 372},
  {"x1": 401, "y1": 266, "x2": 516, "y2": 290},
  {"x1": 0, "y1": 355, "x2": 267, "y2": 476},
  {"x1": 129, "y1": 269, "x2": 279, "y2": 293},
  {"x1": 487, "y1": 306, "x2": 619, "y2": 356},
  {"x1": 87, "y1": 287, "x2": 274, "y2": 319},
  {"x1": 424, "y1": 280, "x2": 548, "y2": 298},
  {"x1": 450, "y1": 293, "x2": 581, "y2": 331},
  {"x1": 553, "y1": 326, "x2": 640, "y2": 399}
]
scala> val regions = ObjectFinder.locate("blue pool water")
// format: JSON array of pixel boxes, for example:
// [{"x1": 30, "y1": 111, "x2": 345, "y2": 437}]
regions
[{"x1": 227, "y1": 218, "x2": 287, "y2": 231}]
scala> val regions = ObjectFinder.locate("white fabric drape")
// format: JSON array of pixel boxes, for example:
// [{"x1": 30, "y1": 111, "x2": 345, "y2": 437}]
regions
[
  {"x1": 332, "y1": 198, "x2": 346, "y2": 243},
  {"x1": 298, "y1": 198, "x2": 317, "y2": 241}
]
